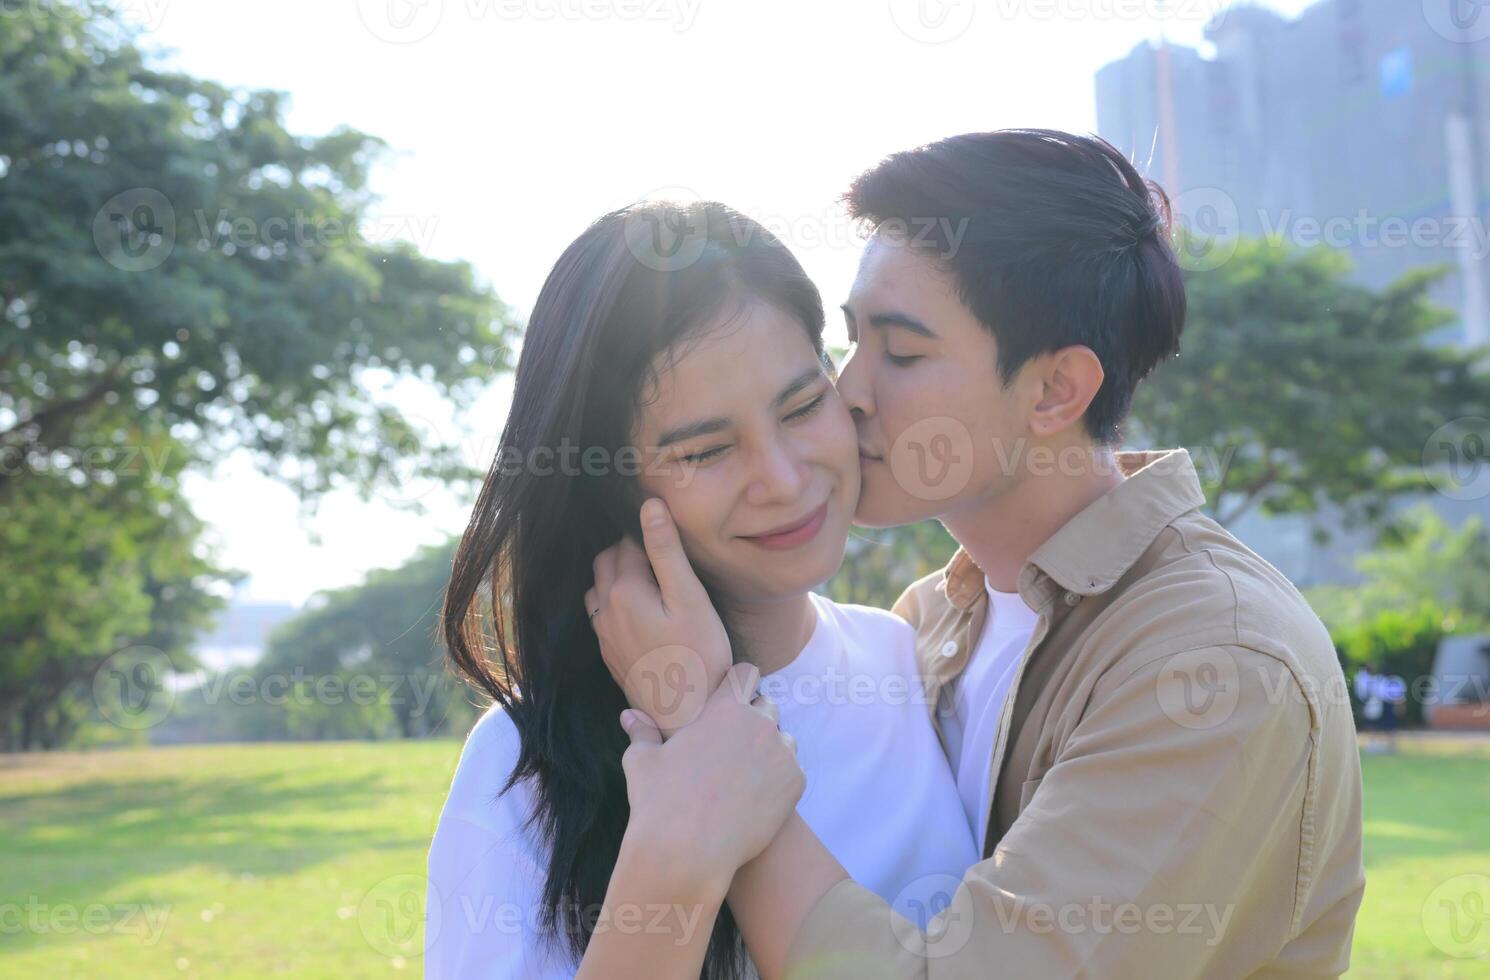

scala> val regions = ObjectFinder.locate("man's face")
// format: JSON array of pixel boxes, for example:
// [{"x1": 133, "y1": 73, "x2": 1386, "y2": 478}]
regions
[{"x1": 836, "y1": 235, "x2": 1032, "y2": 528}]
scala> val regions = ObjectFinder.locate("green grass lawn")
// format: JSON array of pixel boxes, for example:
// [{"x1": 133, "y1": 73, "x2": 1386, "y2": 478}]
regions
[
  {"x1": 1, "y1": 737, "x2": 1486, "y2": 978},
  {"x1": 1349, "y1": 737, "x2": 1490, "y2": 979}
]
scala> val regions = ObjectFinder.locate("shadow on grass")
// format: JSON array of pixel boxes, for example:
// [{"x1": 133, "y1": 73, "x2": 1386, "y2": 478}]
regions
[
  {"x1": 0, "y1": 755, "x2": 441, "y2": 958},
  {"x1": 1359, "y1": 750, "x2": 1490, "y2": 870}
]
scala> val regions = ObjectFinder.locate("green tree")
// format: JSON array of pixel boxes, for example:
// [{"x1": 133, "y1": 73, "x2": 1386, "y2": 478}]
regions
[
  {"x1": 255, "y1": 541, "x2": 473, "y2": 739},
  {"x1": 825, "y1": 521, "x2": 959, "y2": 611},
  {"x1": 0, "y1": 412, "x2": 234, "y2": 749},
  {"x1": 0, "y1": 1, "x2": 516, "y2": 508},
  {"x1": 1332, "y1": 604, "x2": 1456, "y2": 728},
  {"x1": 1307, "y1": 506, "x2": 1490, "y2": 633},
  {"x1": 0, "y1": 1, "x2": 515, "y2": 746},
  {"x1": 1132, "y1": 237, "x2": 1489, "y2": 531}
]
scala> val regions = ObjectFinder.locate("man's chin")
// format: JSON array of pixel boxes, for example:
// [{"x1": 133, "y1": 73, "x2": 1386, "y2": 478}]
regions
[{"x1": 852, "y1": 495, "x2": 932, "y2": 530}]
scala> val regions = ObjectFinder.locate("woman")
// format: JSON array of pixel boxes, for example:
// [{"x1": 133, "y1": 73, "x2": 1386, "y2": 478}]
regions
[{"x1": 429, "y1": 202, "x2": 975, "y2": 978}]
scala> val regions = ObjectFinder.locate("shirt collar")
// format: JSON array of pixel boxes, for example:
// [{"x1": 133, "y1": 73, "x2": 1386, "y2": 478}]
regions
[{"x1": 937, "y1": 449, "x2": 1206, "y2": 610}]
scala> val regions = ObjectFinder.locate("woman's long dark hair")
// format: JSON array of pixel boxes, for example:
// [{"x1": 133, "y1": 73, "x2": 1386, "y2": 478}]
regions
[{"x1": 442, "y1": 202, "x2": 826, "y2": 977}]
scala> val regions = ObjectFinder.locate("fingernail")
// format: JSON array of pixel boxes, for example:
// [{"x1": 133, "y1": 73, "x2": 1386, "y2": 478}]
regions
[
  {"x1": 642, "y1": 499, "x2": 665, "y2": 527},
  {"x1": 619, "y1": 710, "x2": 636, "y2": 732}
]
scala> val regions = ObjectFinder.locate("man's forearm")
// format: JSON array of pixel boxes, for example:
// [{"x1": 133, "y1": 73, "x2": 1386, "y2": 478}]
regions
[{"x1": 727, "y1": 812, "x2": 849, "y2": 980}]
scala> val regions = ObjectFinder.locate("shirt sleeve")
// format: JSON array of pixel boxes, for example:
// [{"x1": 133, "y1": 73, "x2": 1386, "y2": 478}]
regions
[
  {"x1": 426, "y1": 710, "x2": 572, "y2": 980},
  {"x1": 785, "y1": 645, "x2": 1317, "y2": 980}
]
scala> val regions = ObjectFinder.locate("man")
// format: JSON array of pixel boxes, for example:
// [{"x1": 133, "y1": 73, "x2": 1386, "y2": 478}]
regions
[{"x1": 591, "y1": 130, "x2": 1365, "y2": 978}]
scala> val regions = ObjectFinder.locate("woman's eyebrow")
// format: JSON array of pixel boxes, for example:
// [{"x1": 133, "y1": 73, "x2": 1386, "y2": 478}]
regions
[
  {"x1": 773, "y1": 367, "x2": 827, "y2": 408},
  {"x1": 656, "y1": 416, "x2": 730, "y2": 449},
  {"x1": 655, "y1": 367, "x2": 826, "y2": 448}
]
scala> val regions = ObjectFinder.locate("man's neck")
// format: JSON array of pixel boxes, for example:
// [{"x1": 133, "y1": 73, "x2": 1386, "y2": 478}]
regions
[{"x1": 945, "y1": 443, "x2": 1126, "y2": 593}]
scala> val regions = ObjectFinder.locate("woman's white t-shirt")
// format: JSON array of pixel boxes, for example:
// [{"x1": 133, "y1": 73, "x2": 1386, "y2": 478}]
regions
[{"x1": 426, "y1": 593, "x2": 978, "y2": 979}]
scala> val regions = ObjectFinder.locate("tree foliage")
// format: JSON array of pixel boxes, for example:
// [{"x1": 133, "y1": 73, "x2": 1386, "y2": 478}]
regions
[
  {"x1": 0, "y1": 2, "x2": 513, "y2": 747},
  {"x1": 0, "y1": 1, "x2": 516, "y2": 507},
  {"x1": 255, "y1": 541, "x2": 473, "y2": 739},
  {"x1": 825, "y1": 521, "x2": 959, "y2": 611},
  {"x1": 1132, "y1": 237, "x2": 1489, "y2": 531}
]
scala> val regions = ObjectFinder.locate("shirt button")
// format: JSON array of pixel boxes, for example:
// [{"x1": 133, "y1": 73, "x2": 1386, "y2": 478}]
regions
[
  {"x1": 1063, "y1": 591, "x2": 1080, "y2": 607},
  {"x1": 939, "y1": 641, "x2": 958, "y2": 658}
]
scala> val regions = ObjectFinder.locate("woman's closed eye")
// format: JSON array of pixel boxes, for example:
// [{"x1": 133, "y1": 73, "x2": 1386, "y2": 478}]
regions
[
  {"x1": 784, "y1": 393, "x2": 826, "y2": 423},
  {"x1": 680, "y1": 444, "x2": 730, "y2": 465},
  {"x1": 677, "y1": 395, "x2": 825, "y2": 464}
]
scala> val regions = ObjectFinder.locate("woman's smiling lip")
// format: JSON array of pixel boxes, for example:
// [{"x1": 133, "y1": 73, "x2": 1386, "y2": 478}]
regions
[{"x1": 740, "y1": 502, "x2": 830, "y2": 551}]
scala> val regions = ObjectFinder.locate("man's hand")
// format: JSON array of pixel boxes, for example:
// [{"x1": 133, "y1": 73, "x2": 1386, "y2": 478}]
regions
[
  {"x1": 586, "y1": 498, "x2": 732, "y2": 736},
  {"x1": 618, "y1": 663, "x2": 805, "y2": 902}
]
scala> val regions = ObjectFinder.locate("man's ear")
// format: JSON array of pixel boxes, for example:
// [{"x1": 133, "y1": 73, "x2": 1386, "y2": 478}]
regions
[{"x1": 1027, "y1": 345, "x2": 1105, "y2": 438}]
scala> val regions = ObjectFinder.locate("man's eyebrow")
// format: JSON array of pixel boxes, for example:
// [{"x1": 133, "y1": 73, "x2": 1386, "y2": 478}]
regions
[
  {"x1": 867, "y1": 311, "x2": 937, "y2": 338},
  {"x1": 655, "y1": 367, "x2": 826, "y2": 448},
  {"x1": 839, "y1": 304, "x2": 937, "y2": 339}
]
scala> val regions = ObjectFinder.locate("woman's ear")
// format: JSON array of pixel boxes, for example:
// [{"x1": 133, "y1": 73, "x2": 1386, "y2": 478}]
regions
[{"x1": 1027, "y1": 345, "x2": 1105, "y2": 439}]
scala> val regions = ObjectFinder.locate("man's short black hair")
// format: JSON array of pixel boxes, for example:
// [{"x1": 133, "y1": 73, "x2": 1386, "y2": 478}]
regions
[{"x1": 845, "y1": 129, "x2": 1186, "y2": 444}]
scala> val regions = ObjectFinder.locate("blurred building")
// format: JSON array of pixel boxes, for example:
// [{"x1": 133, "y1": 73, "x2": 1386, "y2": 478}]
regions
[
  {"x1": 1096, "y1": 0, "x2": 1490, "y2": 587},
  {"x1": 1098, "y1": 0, "x2": 1490, "y2": 348},
  {"x1": 194, "y1": 597, "x2": 300, "y2": 673}
]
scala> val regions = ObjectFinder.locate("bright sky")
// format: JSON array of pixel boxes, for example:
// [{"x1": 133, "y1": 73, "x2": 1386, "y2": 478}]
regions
[{"x1": 128, "y1": 0, "x2": 1317, "y2": 604}]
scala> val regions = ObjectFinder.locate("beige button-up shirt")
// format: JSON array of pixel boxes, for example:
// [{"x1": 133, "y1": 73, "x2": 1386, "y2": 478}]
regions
[{"x1": 786, "y1": 450, "x2": 1365, "y2": 979}]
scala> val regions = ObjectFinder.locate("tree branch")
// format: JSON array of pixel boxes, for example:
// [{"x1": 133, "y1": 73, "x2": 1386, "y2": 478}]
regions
[
  {"x1": 0, "y1": 366, "x2": 128, "y2": 502},
  {"x1": 1216, "y1": 457, "x2": 1282, "y2": 528},
  {"x1": 0, "y1": 367, "x2": 126, "y2": 445}
]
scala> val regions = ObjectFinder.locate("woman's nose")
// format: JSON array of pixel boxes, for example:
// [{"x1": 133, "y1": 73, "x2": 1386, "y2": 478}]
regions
[{"x1": 746, "y1": 440, "x2": 808, "y2": 505}]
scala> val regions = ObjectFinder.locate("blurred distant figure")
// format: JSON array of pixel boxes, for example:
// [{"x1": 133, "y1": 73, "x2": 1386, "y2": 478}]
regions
[{"x1": 1356, "y1": 663, "x2": 1405, "y2": 754}]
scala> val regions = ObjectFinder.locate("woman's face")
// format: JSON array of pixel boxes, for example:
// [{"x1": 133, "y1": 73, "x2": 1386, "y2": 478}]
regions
[{"x1": 631, "y1": 301, "x2": 860, "y2": 604}]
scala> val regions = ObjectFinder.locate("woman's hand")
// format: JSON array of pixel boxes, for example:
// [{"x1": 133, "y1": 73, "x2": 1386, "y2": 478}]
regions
[
  {"x1": 617, "y1": 662, "x2": 805, "y2": 902},
  {"x1": 586, "y1": 498, "x2": 733, "y2": 736}
]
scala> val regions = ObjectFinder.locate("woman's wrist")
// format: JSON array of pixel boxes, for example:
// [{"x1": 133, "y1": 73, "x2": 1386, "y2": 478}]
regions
[{"x1": 619, "y1": 814, "x2": 733, "y2": 909}]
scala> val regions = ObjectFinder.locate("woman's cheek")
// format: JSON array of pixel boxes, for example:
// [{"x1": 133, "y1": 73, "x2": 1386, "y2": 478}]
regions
[
  {"x1": 811, "y1": 400, "x2": 860, "y2": 470},
  {"x1": 659, "y1": 464, "x2": 726, "y2": 536},
  {"x1": 662, "y1": 473, "x2": 740, "y2": 585},
  {"x1": 643, "y1": 457, "x2": 704, "y2": 501}
]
